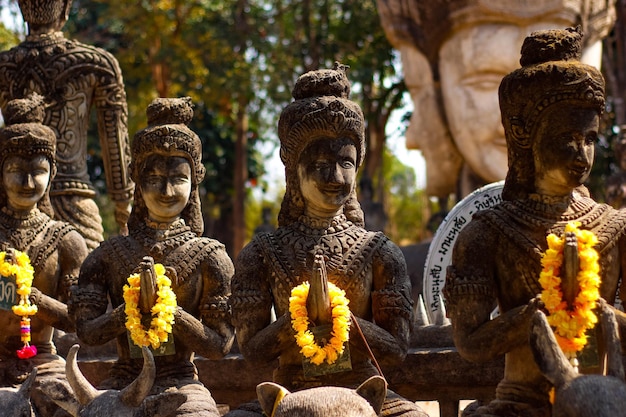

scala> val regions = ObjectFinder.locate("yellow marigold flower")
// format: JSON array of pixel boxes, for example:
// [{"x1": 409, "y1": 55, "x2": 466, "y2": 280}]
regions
[
  {"x1": 289, "y1": 281, "x2": 351, "y2": 366},
  {"x1": 123, "y1": 263, "x2": 177, "y2": 350}
]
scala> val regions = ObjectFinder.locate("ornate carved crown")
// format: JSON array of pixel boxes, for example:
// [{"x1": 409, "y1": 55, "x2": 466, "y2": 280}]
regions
[
  {"x1": 130, "y1": 97, "x2": 205, "y2": 184},
  {"x1": 18, "y1": 0, "x2": 72, "y2": 26},
  {"x1": 499, "y1": 27, "x2": 605, "y2": 147},
  {"x1": 278, "y1": 62, "x2": 365, "y2": 170},
  {"x1": 0, "y1": 93, "x2": 56, "y2": 163}
]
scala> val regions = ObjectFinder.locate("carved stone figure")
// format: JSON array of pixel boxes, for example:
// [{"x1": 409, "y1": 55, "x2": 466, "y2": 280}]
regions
[
  {"x1": 444, "y1": 27, "x2": 626, "y2": 417},
  {"x1": 0, "y1": 94, "x2": 89, "y2": 417},
  {"x1": 0, "y1": 0, "x2": 134, "y2": 249},
  {"x1": 40, "y1": 344, "x2": 187, "y2": 417},
  {"x1": 229, "y1": 64, "x2": 426, "y2": 416},
  {"x1": 257, "y1": 376, "x2": 387, "y2": 417},
  {"x1": 0, "y1": 368, "x2": 37, "y2": 417},
  {"x1": 377, "y1": 0, "x2": 615, "y2": 198},
  {"x1": 530, "y1": 301, "x2": 626, "y2": 417},
  {"x1": 71, "y1": 97, "x2": 234, "y2": 417}
]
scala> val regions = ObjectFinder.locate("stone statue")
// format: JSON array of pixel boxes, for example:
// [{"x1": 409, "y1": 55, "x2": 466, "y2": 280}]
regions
[
  {"x1": 444, "y1": 27, "x2": 626, "y2": 417},
  {"x1": 228, "y1": 64, "x2": 426, "y2": 416},
  {"x1": 71, "y1": 97, "x2": 234, "y2": 417},
  {"x1": 256, "y1": 376, "x2": 387, "y2": 417},
  {"x1": 40, "y1": 344, "x2": 187, "y2": 417},
  {"x1": 0, "y1": 368, "x2": 37, "y2": 417},
  {"x1": 377, "y1": 0, "x2": 615, "y2": 198},
  {"x1": 0, "y1": 0, "x2": 134, "y2": 249},
  {"x1": 530, "y1": 301, "x2": 626, "y2": 417},
  {"x1": 0, "y1": 94, "x2": 89, "y2": 417}
]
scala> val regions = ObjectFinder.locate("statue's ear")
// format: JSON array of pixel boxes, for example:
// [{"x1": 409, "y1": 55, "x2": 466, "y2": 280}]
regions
[
  {"x1": 356, "y1": 376, "x2": 387, "y2": 415},
  {"x1": 598, "y1": 299, "x2": 625, "y2": 381},
  {"x1": 257, "y1": 382, "x2": 290, "y2": 417},
  {"x1": 38, "y1": 379, "x2": 81, "y2": 417},
  {"x1": 142, "y1": 392, "x2": 187, "y2": 417},
  {"x1": 509, "y1": 117, "x2": 531, "y2": 149},
  {"x1": 530, "y1": 310, "x2": 577, "y2": 389}
]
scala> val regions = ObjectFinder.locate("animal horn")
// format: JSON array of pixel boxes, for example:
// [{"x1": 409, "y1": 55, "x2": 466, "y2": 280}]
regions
[
  {"x1": 66, "y1": 344, "x2": 98, "y2": 405},
  {"x1": 120, "y1": 346, "x2": 156, "y2": 407},
  {"x1": 17, "y1": 367, "x2": 37, "y2": 398},
  {"x1": 598, "y1": 298, "x2": 625, "y2": 381},
  {"x1": 530, "y1": 310, "x2": 577, "y2": 388}
]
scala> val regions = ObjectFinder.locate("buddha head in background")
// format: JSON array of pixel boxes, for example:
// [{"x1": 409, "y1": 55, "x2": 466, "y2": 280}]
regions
[{"x1": 377, "y1": 0, "x2": 615, "y2": 198}]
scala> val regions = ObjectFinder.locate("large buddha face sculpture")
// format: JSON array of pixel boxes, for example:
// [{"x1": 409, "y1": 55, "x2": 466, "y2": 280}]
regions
[{"x1": 377, "y1": 0, "x2": 615, "y2": 197}]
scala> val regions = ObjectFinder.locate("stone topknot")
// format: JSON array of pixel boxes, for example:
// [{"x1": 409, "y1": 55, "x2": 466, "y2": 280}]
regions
[
  {"x1": 146, "y1": 96, "x2": 194, "y2": 126},
  {"x1": 520, "y1": 26, "x2": 583, "y2": 67},
  {"x1": 292, "y1": 62, "x2": 351, "y2": 100},
  {"x1": 4, "y1": 93, "x2": 46, "y2": 125}
]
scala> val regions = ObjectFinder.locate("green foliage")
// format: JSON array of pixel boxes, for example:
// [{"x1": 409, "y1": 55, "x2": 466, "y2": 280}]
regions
[
  {"x1": 66, "y1": 0, "x2": 268, "y2": 242},
  {"x1": 379, "y1": 149, "x2": 427, "y2": 245}
]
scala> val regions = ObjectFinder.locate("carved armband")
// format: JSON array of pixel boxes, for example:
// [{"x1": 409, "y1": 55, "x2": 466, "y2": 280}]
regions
[
  {"x1": 371, "y1": 288, "x2": 413, "y2": 322},
  {"x1": 69, "y1": 287, "x2": 109, "y2": 321},
  {"x1": 443, "y1": 266, "x2": 495, "y2": 310},
  {"x1": 201, "y1": 295, "x2": 230, "y2": 321},
  {"x1": 229, "y1": 289, "x2": 270, "y2": 312}
]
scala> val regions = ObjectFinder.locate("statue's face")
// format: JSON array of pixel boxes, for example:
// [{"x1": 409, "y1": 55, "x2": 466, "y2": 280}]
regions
[
  {"x1": 140, "y1": 154, "x2": 192, "y2": 223},
  {"x1": 18, "y1": 0, "x2": 67, "y2": 26},
  {"x1": 2, "y1": 154, "x2": 50, "y2": 212},
  {"x1": 297, "y1": 138, "x2": 357, "y2": 217},
  {"x1": 438, "y1": 22, "x2": 564, "y2": 183},
  {"x1": 533, "y1": 106, "x2": 599, "y2": 195}
]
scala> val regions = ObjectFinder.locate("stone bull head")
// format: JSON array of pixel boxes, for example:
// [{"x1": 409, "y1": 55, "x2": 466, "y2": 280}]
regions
[
  {"x1": 0, "y1": 367, "x2": 37, "y2": 417},
  {"x1": 257, "y1": 375, "x2": 387, "y2": 417},
  {"x1": 40, "y1": 344, "x2": 186, "y2": 417},
  {"x1": 530, "y1": 301, "x2": 626, "y2": 417}
]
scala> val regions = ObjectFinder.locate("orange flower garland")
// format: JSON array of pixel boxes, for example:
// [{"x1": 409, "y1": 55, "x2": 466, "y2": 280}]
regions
[
  {"x1": 289, "y1": 281, "x2": 351, "y2": 366},
  {"x1": 123, "y1": 263, "x2": 177, "y2": 349},
  {"x1": 0, "y1": 250, "x2": 38, "y2": 359},
  {"x1": 539, "y1": 222, "x2": 600, "y2": 364}
]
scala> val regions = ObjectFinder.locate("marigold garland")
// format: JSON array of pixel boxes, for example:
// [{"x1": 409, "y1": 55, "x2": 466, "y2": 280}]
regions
[
  {"x1": 289, "y1": 281, "x2": 351, "y2": 366},
  {"x1": 1, "y1": 250, "x2": 38, "y2": 359},
  {"x1": 123, "y1": 263, "x2": 177, "y2": 349},
  {"x1": 539, "y1": 222, "x2": 600, "y2": 364}
]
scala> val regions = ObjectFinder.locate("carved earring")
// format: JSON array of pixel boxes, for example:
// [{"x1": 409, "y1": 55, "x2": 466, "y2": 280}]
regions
[{"x1": 509, "y1": 118, "x2": 531, "y2": 149}]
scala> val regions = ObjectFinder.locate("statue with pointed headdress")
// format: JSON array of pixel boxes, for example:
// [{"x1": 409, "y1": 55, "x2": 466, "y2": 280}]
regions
[
  {"x1": 71, "y1": 97, "x2": 234, "y2": 417},
  {"x1": 0, "y1": 94, "x2": 88, "y2": 417},
  {"x1": 444, "y1": 27, "x2": 626, "y2": 417},
  {"x1": 228, "y1": 64, "x2": 426, "y2": 416}
]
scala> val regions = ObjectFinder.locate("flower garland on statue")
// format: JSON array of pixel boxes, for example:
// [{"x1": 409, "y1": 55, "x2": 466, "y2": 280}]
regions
[
  {"x1": 539, "y1": 222, "x2": 601, "y2": 366},
  {"x1": 123, "y1": 263, "x2": 177, "y2": 349},
  {"x1": 0, "y1": 250, "x2": 38, "y2": 359},
  {"x1": 289, "y1": 281, "x2": 351, "y2": 366}
]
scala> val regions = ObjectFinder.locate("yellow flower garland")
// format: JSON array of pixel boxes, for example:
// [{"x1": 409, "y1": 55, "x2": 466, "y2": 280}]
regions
[
  {"x1": 289, "y1": 281, "x2": 351, "y2": 366},
  {"x1": 0, "y1": 250, "x2": 38, "y2": 359},
  {"x1": 539, "y1": 222, "x2": 600, "y2": 361},
  {"x1": 123, "y1": 263, "x2": 177, "y2": 349}
]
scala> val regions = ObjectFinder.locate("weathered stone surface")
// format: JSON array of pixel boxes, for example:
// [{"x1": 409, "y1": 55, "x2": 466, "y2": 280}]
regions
[
  {"x1": 376, "y1": 0, "x2": 615, "y2": 197},
  {"x1": 0, "y1": 0, "x2": 134, "y2": 249}
]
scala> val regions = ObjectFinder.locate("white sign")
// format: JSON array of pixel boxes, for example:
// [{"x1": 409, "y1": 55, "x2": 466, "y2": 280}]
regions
[{"x1": 423, "y1": 181, "x2": 504, "y2": 324}]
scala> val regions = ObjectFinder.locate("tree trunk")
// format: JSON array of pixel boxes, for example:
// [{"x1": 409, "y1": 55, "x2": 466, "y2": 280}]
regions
[{"x1": 232, "y1": 97, "x2": 248, "y2": 258}]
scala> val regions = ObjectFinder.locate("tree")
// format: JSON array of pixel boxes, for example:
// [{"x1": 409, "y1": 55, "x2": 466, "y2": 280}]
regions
[
  {"x1": 257, "y1": 0, "x2": 407, "y2": 209},
  {"x1": 65, "y1": 0, "x2": 267, "y2": 254}
]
